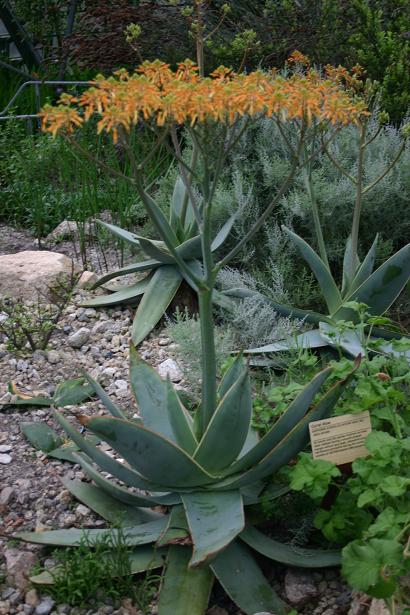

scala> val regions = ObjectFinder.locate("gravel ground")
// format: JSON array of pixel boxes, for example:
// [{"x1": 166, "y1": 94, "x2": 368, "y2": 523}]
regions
[{"x1": 0, "y1": 224, "x2": 359, "y2": 615}]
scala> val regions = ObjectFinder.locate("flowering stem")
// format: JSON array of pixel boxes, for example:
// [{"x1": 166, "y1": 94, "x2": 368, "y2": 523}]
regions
[
  {"x1": 349, "y1": 123, "x2": 366, "y2": 280},
  {"x1": 303, "y1": 155, "x2": 330, "y2": 269}
]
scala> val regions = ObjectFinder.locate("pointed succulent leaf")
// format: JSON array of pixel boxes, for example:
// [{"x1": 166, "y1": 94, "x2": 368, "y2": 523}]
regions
[
  {"x1": 182, "y1": 490, "x2": 244, "y2": 567},
  {"x1": 21, "y1": 422, "x2": 63, "y2": 453},
  {"x1": 211, "y1": 540, "x2": 287, "y2": 615},
  {"x1": 166, "y1": 378, "x2": 198, "y2": 455},
  {"x1": 238, "y1": 425, "x2": 259, "y2": 459},
  {"x1": 16, "y1": 519, "x2": 168, "y2": 547},
  {"x1": 138, "y1": 189, "x2": 180, "y2": 248},
  {"x1": 342, "y1": 235, "x2": 361, "y2": 296},
  {"x1": 83, "y1": 372, "x2": 127, "y2": 419},
  {"x1": 80, "y1": 277, "x2": 152, "y2": 308},
  {"x1": 97, "y1": 220, "x2": 141, "y2": 246},
  {"x1": 157, "y1": 546, "x2": 214, "y2": 615},
  {"x1": 228, "y1": 366, "x2": 332, "y2": 473},
  {"x1": 129, "y1": 346, "x2": 175, "y2": 441},
  {"x1": 334, "y1": 242, "x2": 410, "y2": 320},
  {"x1": 245, "y1": 329, "x2": 328, "y2": 354},
  {"x1": 211, "y1": 213, "x2": 237, "y2": 252},
  {"x1": 176, "y1": 235, "x2": 202, "y2": 260},
  {"x1": 194, "y1": 369, "x2": 252, "y2": 473},
  {"x1": 213, "y1": 362, "x2": 359, "y2": 489},
  {"x1": 63, "y1": 479, "x2": 163, "y2": 525},
  {"x1": 217, "y1": 353, "x2": 245, "y2": 399},
  {"x1": 72, "y1": 452, "x2": 180, "y2": 507},
  {"x1": 54, "y1": 411, "x2": 160, "y2": 492},
  {"x1": 283, "y1": 226, "x2": 342, "y2": 314},
  {"x1": 93, "y1": 259, "x2": 161, "y2": 289},
  {"x1": 138, "y1": 237, "x2": 175, "y2": 263},
  {"x1": 80, "y1": 415, "x2": 216, "y2": 487},
  {"x1": 319, "y1": 322, "x2": 365, "y2": 358},
  {"x1": 132, "y1": 265, "x2": 182, "y2": 345},
  {"x1": 170, "y1": 176, "x2": 197, "y2": 233},
  {"x1": 156, "y1": 505, "x2": 189, "y2": 546},
  {"x1": 347, "y1": 234, "x2": 379, "y2": 297},
  {"x1": 241, "y1": 526, "x2": 341, "y2": 567}
]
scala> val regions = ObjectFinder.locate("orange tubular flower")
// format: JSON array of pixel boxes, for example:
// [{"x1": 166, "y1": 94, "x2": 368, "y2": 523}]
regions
[{"x1": 39, "y1": 59, "x2": 368, "y2": 140}]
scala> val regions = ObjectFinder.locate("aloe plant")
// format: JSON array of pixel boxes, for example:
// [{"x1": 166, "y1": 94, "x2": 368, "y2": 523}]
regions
[
  {"x1": 18, "y1": 349, "x2": 357, "y2": 614},
  {"x1": 81, "y1": 175, "x2": 235, "y2": 345},
  {"x1": 237, "y1": 229, "x2": 410, "y2": 358}
]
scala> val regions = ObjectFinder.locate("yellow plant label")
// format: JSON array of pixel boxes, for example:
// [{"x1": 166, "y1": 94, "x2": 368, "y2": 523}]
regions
[{"x1": 309, "y1": 411, "x2": 372, "y2": 465}]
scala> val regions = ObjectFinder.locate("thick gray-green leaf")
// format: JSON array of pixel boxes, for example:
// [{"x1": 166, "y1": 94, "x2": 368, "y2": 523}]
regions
[
  {"x1": 156, "y1": 504, "x2": 189, "y2": 546},
  {"x1": 132, "y1": 265, "x2": 182, "y2": 345},
  {"x1": 241, "y1": 526, "x2": 341, "y2": 567},
  {"x1": 348, "y1": 234, "x2": 379, "y2": 297},
  {"x1": 63, "y1": 479, "x2": 162, "y2": 524},
  {"x1": 157, "y1": 546, "x2": 214, "y2": 615},
  {"x1": 138, "y1": 189, "x2": 180, "y2": 249},
  {"x1": 166, "y1": 378, "x2": 197, "y2": 455},
  {"x1": 21, "y1": 422, "x2": 63, "y2": 453},
  {"x1": 55, "y1": 411, "x2": 161, "y2": 492},
  {"x1": 97, "y1": 220, "x2": 141, "y2": 246},
  {"x1": 213, "y1": 363, "x2": 358, "y2": 490},
  {"x1": 217, "y1": 353, "x2": 245, "y2": 399},
  {"x1": 80, "y1": 277, "x2": 151, "y2": 308},
  {"x1": 81, "y1": 415, "x2": 215, "y2": 488},
  {"x1": 211, "y1": 540, "x2": 286, "y2": 615},
  {"x1": 16, "y1": 519, "x2": 167, "y2": 547},
  {"x1": 73, "y1": 452, "x2": 179, "y2": 507},
  {"x1": 211, "y1": 213, "x2": 237, "y2": 252},
  {"x1": 319, "y1": 322, "x2": 364, "y2": 358},
  {"x1": 129, "y1": 347, "x2": 173, "y2": 439},
  {"x1": 170, "y1": 176, "x2": 197, "y2": 233},
  {"x1": 83, "y1": 372, "x2": 126, "y2": 419},
  {"x1": 176, "y1": 235, "x2": 202, "y2": 260},
  {"x1": 182, "y1": 491, "x2": 244, "y2": 567},
  {"x1": 194, "y1": 369, "x2": 252, "y2": 473},
  {"x1": 138, "y1": 237, "x2": 174, "y2": 264},
  {"x1": 342, "y1": 235, "x2": 361, "y2": 297},
  {"x1": 53, "y1": 378, "x2": 95, "y2": 407},
  {"x1": 245, "y1": 328, "x2": 328, "y2": 354},
  {"x1": 228, "y1": 366, "x2": 332, "y2": 473},
  {"x1": 283, "y1": 226, "x2": 342, "y2": 314},
  {"x1": 94, "y1": 259, "x2": 161, "y2": 288},
  {"x1": 334, "y1": 242, "x2": 410, "y2": 320}
]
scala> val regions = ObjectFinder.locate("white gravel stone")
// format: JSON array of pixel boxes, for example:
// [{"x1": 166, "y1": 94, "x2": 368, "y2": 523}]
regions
[
  {"x1": 156, "y1": 358, "x2": 183, "y2": 382},
  {"x1": 67, "y1": 327, "x2": 91, "y2": 348},
  {"x1": 0, "y1": 444, "x2": 11, "y2": 453},
  {"x1": 0, "y1": 453, "x2": 12, "y2": 464},
  {"x1": 46, "y1": 350, "x2": 60, "y2": 364}
]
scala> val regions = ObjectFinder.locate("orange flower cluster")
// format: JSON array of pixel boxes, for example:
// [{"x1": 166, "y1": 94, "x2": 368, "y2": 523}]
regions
[{"x1": 40, "y1": 59, "x2": 368, "y2": 141}]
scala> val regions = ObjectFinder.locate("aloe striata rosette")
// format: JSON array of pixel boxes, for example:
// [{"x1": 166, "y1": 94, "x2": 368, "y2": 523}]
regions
[{"x1": 17, "y1": 348, "x2": 357, "y2": 615}]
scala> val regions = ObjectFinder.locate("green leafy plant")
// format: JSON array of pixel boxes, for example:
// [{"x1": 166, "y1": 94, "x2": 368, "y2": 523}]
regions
[
  {"x1": 0, "y1": 267, "x2": 80, "y2": 352},
  {"x1": 17, "y1": 349, "x2": 357, "y2": 615},
  {"x1": 238, "y1": 112, "x2": 410, "y2": 358},
  {"x1": 290, "y1": 431, "x2": 410, "y2": 612},
  {"x1": 81, "y1": 175, "x2": 236, "y2": 345},
  {"x1": 31, "y1": 528, "x2": 159, "y2": 611}
]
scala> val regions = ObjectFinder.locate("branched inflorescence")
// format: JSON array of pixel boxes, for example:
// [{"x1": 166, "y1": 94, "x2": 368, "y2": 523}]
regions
[{"x1": 40, "y1": 59, "x2": 368, "y2": 140}]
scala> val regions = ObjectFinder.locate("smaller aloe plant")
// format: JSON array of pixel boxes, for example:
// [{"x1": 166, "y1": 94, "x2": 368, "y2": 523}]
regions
[
  {"x1": 82, "y1": 175, "x2": 235, "y2": 345},
  {"x1": 236, "y1": 229, "x2": 410, "y2": 360},
  {"x1": 17, "y1": 348, "x2": 358, "y2": 615}
]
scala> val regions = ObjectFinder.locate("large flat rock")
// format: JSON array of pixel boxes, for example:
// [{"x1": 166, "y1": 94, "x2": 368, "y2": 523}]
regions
[{"x1": 0, "y1": 251, "x2": 80, "y2": 301}]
